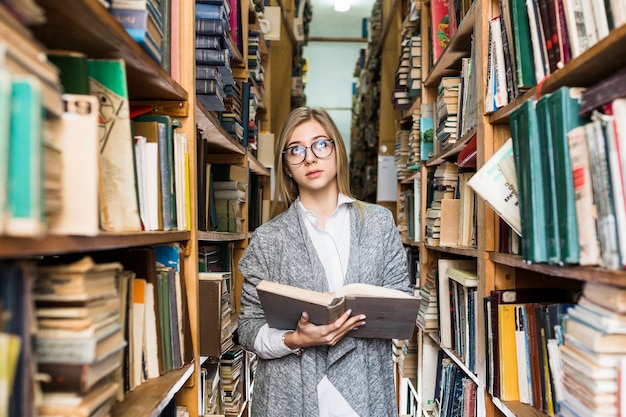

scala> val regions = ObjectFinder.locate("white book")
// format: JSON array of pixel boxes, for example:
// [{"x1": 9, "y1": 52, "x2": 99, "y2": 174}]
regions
[
  {"x1": 143, "y1": 282, "x2": 160, "y2": 379},
  {"x1": 514, "y1": 305, "x2": 532, "y2": 404},
  {"x1": 562, "y1": 0, "x2": 590, "y2": 58},
  {"x1": 468, "y1": 138, "x2": 522, "y2": 235},
  {"x1": 567, "y1": 126, "x2": 601, "y2": 266},
  {"x1": 590, "y1": 0, "x2": 610, "y2": 40}
]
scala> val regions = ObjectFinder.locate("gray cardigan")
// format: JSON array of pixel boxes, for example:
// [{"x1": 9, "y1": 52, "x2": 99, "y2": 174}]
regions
[{"x1": 238, "y1": 200, "x2": 411, "y2": 417}]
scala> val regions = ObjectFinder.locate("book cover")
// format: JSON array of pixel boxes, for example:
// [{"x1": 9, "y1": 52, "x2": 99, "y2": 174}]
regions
[
  {"x1": 498, "y1": 304, "x2": 520, "y2": 401},
  {"x1": 39, "y1": 380, "x2": 118, "y2": 417},
  {"x1": 567, "y1": 126, "x2": 601, "y2": 265},
  {"x1": 508, "y1": 0, "x2": 536, "y2": 88},
  {"x1": 38, "y1": 345, "x2": 123, "y2": 393},
  {"x1": 47, "y1": 50, "x2": 90, "y2": 95},
  {"x1": 6, "y1": 75, "x2": 44, "y2": 237},
  {"x1": 547, "y1": 87, "x2": 587, "y2": 265},
  {"x1": 430, "y1": 0, "x2": 451, "y2": 64},
  {"x1": 510, "y1": 99, "x2": 549, "y2": 263},
  {"x1": 467, "y1": 138, "x2": 521, "y2": 235},
  {"x1": 535, "y1": 93, "x2": 561, "y2": 264},
  {"x1": 87, "y1": 58, "x2": 142, "y2": 232},
  {"x1": 256, "y1": 280, "x2": 420, "y2": 340},
  {"x1": 48, "y1": 94, "x2": 100, "y2": 236}
]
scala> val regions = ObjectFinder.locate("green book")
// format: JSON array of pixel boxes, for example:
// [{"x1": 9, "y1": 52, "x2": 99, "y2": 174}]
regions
[
  {"x1": 510, "y1": 99, "x2": 549, "y2": 263},
  {"x1": 87, "y1": 58, "x2": 141, "y2": 232},
  {"x1": 156, "y1": 267, "x2": 173, "y2": 373},
  {"x1": 509, "y1": 0, "x2": 536, "y2": 87},
  {"x1": 7, "y1": 75, "x2": 44, "y2": 237},
  {"x1": 48, "y1": 51, "x2": 90, "y2": 95},
  {"x1": 547, "y1": 87, "x2": 587, "y2": 265},
  {"x1": 536, "y1": 93, "x2": 561, "y2": 265}
]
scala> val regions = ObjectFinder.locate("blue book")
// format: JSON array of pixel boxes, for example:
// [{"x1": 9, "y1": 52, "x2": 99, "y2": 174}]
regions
[
  {"x1": 7, "y1": 76, "x2": 44, "y2": 236},
  {"x1": 195, "y1": 3, "x2": 223, "y2": 20}
]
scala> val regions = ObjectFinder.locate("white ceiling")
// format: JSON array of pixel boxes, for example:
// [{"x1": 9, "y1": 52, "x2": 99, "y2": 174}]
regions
[{"x1": 308, "y1": 0, "x2": 376, "y2": 38}]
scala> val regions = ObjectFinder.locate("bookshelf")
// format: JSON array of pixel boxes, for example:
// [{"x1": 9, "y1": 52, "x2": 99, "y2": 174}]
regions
[
  {"x1": 356, "y1": 0, "x2": 626, "y2": 415},
  {"x1": 0, "y1": 0, "x2": 275, "y2": 415}
]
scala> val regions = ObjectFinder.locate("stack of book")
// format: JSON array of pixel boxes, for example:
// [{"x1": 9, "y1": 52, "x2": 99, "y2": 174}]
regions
[
  {"x1": 407, "y1": 34, "x2": 422, "y2": 99},
  {"x1": 424, "y1": 161, "x2": 458, "y2": 246},
  {"x1": 220, "y1": 346, "x2": 245, "y2": 415},
  {"x1": 211, "y1": 164, "x2": 247, "y2": 233},
  {"x1": 407, "y1": 107, "x2": 421, "y2": 168},
  {"x1": 220, "y1": 80, "x2": 244, "y2": 143},
  {"x1": 195, "y1": 0, "x2": 232, "y2": 112},
  {"x1": 559, "y1": 282, "x2": 626, "y2": 417},
  {"x1": 416, "y1": 267, "x2": 438, "y2": 331},
  {"x1": 435, "y1": 76, "x2": 460, "y2": 150},
  {"x1": 394, "y1": 126, "x2": 412, "y2": 180},
  {"x1": 34, "y1": 257, "x2": 126, "y2": 417},
  {"x1": 392, "y1": 41, "x2": 411, "y2": 111},
  {"x1": 110, "y1": 0, "x2": 164, "y2": 65}
]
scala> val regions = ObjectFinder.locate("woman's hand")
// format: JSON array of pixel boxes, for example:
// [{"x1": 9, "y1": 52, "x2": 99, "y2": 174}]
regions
[{"x1": 283, "y1": 310, "x2": 366, "y2": 349}]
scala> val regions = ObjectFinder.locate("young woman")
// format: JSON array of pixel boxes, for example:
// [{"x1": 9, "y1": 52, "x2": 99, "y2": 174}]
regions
[{"x1": 237, "y1": 107, "x2": 412, "y2": 416}]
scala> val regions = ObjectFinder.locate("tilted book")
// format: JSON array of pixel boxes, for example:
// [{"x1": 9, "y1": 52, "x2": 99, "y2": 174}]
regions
[
  {"x1": 87, "y1": 58, "x2": 142, "y2": 232},
  {"x1": 256, "y1": 280, "x2": 420, "y2": 340}
]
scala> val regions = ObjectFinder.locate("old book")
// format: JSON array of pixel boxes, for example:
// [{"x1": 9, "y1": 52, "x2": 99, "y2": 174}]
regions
[
  {"x1": 38, "y1": 346, "x2": 124, "y2": 393},
  {"x1": 583, "y1": 282, "x2": 626, "y2": 314},
  {"x1": 510, "y1": 99, "x2": 549, "y2": 263},
  {"x1": 6, "y1": 75, "x2": 44, "y2": 237},
  {"x1": 256, "y1": 280, "x2": 420, "y2": 340},
  {"x1": 36, "y1": 324, "x2": 126, "y2": 364},
  {"x1": 548, "y1": 87, "x2": 587, "y2": 265},
  {"x1": 48, "y1": 94, "x2": 100, "y2": 236},
  {"x1": 39, "y1": 380, "x2": 118, "y2": 417},
  {"x1": 567, "y1": 125, "x2": 601, "y2": 266},
  {"x1": 467, "y1": 138, "x2": 521, "y2": 235},
  {"x1": 564, "y1": 316, "x2": 626, "y2": 353},
  {"x1": 87, "y1": 58, "x2": 142, "y2": 232}
]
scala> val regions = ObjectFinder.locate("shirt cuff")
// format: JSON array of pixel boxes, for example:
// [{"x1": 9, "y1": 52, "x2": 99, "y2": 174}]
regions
[{"x1": 253, "y1": 324, "x2": 295, "y2": 359}]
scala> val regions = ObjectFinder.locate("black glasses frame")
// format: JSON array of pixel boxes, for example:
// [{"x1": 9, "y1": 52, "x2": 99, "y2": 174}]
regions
[{"x1": 282, "y1": 138, "x2": 335, "y2": 165}]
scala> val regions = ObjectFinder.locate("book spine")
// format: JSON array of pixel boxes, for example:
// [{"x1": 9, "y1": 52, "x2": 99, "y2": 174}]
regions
[
  {"x1": 195, "y1": 18, "x2": 224, "y2": 36},
  {"x1": 195, "y1": 35, "x2": 222, "y2": 50},
  {"x1": 195, "y1": 48, "x2": 228, "y2": 66},
  {"x1": 6, "y1": 76, "x2": 44, "y2": 237}
]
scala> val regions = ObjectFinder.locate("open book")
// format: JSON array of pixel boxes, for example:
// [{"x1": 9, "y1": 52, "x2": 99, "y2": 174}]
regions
[{"x1": 256, "y1": 280, "x2": 420, "y2": 340}]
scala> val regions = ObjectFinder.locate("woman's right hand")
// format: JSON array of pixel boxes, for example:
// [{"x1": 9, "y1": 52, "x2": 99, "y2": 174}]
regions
[{"x1": 283, "y1": 310, "x2": 366, "y2": 349}]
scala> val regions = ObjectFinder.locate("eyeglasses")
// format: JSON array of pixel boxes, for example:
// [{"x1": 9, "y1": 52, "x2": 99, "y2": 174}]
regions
[{"x1": 282, "y1": 138, "x2": 335, "y2": 165}]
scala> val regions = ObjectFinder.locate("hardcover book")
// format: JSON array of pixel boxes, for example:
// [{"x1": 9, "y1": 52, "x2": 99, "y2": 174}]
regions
[{"x1": 256, "y1": 280, "x2": 421, "y2": 340}]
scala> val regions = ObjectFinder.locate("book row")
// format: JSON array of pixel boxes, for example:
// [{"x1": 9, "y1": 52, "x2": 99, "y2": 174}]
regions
[{"x1": 0, "y1": 244, "x2": 194, "y2": 417}]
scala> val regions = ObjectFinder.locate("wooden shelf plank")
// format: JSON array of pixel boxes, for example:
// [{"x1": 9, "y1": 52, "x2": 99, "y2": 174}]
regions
[
  {"x1": 196, "y1": 104, "x2": 247, "y2": 154},
  {"x1": 489, "y1": 252, "x2": 626, "y2": 287},
  {"x1": 197, "y1": 231, "x2": 246, "y2": 241},
  {"x1": 425, "y1": 244, "x2": 478, "y2": 258},
  {"x1": 111, "y1": 364, "x2": 195, "y2": 417},
  {"x1": 0, "y1": 231, "x2": 191, "y2": 259},
  {"x1": 31, "y1": 0, "x2": 187, "y2": 101}
]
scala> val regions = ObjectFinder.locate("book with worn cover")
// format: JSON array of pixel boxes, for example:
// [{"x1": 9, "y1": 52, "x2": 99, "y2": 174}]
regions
[
  {"x1": 87, "y1": 58, "x2": 142, "y2": 232},
  {"x1": 256, "y1": 280, "x2": 420, "y2": 340}
]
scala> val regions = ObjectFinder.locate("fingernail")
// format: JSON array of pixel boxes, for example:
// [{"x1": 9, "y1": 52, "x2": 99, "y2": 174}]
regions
[
  {"x1": 360, "y1": 315, "x2": 366, "y2": 320},
  {"x1": 347, "y1": 309, "x2": 352, "y2": 315},
  {"x1": 301, "y1": 312, "x2": 305, "y2": 318}
]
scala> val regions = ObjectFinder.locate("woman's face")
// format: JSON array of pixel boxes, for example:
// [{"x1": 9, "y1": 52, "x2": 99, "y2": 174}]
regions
[{"x1": 283, "y1": 119, "x2": 338, "y2": 197}]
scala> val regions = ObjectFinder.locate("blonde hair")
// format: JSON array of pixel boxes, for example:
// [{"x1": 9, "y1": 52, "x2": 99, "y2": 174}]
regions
[{"x1": 270, "y1": 107, "x2": 353, "y2": 218}]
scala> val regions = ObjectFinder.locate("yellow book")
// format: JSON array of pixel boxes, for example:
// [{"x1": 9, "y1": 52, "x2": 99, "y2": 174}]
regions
[{"x1": 498, "y1": 304, "x2": 520, "y2": 401}]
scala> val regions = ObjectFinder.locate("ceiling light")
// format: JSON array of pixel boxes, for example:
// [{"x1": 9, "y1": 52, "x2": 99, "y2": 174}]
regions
[{"x1": 334, "y1": 0, "x2": 351, "y2": 12}]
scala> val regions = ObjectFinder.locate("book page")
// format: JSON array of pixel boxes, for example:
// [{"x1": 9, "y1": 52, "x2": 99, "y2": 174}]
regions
[{"x1": 338, "y1": 283, "x2": 415, "y2": 299}]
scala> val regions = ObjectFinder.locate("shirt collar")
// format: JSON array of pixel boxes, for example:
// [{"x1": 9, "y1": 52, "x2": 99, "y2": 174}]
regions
[{"x1": 296, "y1": 193, "x2": 354, "y2": 216}]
